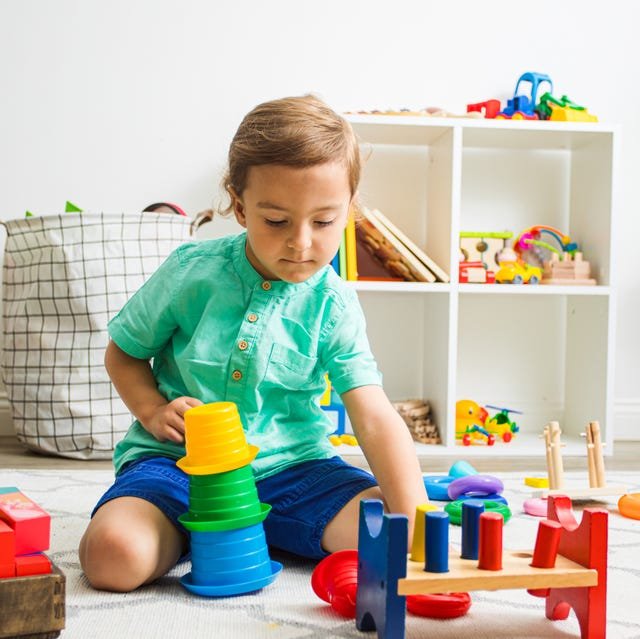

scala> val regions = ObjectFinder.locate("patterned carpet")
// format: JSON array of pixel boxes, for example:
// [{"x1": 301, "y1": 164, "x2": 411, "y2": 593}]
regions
[{"x1": 1, "y1": 468, "x2": 639, "y2": 639}]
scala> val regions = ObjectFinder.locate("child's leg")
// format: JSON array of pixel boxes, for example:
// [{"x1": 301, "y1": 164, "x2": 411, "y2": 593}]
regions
[
  {"x1": 79, "y1": 496, "x2": 187, "y2": 592},
  {"x1": 257, "y1": 456, "x2": 380, "y2": 560},
  {"x1": 320, "y1": 486, "x2": 385, "y2": 553}
]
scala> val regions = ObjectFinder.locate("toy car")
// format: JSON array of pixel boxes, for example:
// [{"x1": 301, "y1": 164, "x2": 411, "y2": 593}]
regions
[
  {"x1": 496, "y1": 72, "x2": 553, "y2": 120},
  {"x1": 495, "y1": 261, "x2": 542, "y2": 285},
  {"x1": 484, "y1": 405, "x2": 521, "y2": 443},
  {"x1": 455, "y1": 399, "x2": 495, "y2": 446}
]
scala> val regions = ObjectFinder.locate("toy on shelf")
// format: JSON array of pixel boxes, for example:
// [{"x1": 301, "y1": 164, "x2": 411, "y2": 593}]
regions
[
  {"x1": 484, "y1": 405, "x2": 521, "y2": 443},
  {"x1": 392, "y1": 399, "x2": 440, "y2": 445},
  {"x1": 495, "y1": 259, "x2": 542, "y2": 284},
  {"x1": 467, "y1": 72, "x2": 598, "y2": 123},
  {"x1": 330, "y1": 433, "x2": 358, "y2": 447},
  {"x1": 533, "y1": 421, "x2": 626, "y2": 500},
  {"x1": 542, "y1": 252, "x2": 596, "y2": 286},
  {"x1": 346, "y1": 107, "x2": 483, "y2": 119},
  {"x1": 356, "y1": 495, "x2": 608, "y2": 639},
  {"x1": 466, "y1": 99, "x2": 501, "y2": 119},
  {"x1": 176, "y1": 402, "x2": 281, "y2": 597},
  {"x1": 459, "y1": 231, "x2": 512, "y2": 275},
  {"x1": 512, "y1": 225, "x2": 596, "y2": 285},
  {"x1": 458, "y1": 259, "x2": 495, "y2": 283},
  {"x1": 538, "y1": 92, "x2": 598, "y2": 122},
  {"x1": 321, "y1": 376, "x2": 347, "y2": 437},
  {"x1": 455, "y1": 399, "x2": 494, "y2": 445},
  {"x1": 0, "y1": 488, "x2": 65, "y2": 639},
  {"x1": 496, "y1": 72, "x2": 553, "y2": 120}
]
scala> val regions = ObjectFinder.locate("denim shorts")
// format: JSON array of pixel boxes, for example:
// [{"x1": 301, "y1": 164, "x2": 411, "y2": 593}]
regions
[{"x1": 92, "y1": 455, "x2": 378, "y2": 560}]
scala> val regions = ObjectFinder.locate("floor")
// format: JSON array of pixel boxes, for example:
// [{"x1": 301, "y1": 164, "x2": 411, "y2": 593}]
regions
[{"x1": 1, "y1": 436, "x2": 639, "y2": 473}]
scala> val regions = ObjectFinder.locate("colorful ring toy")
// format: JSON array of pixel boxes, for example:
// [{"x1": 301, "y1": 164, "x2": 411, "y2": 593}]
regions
[
  {"x1": 447, "y1": 474, "x2": 504, "y2": 500},
  {"x1": 448, "y1": 460, "x2": 478, "y2": 478},
  {"x1": 457, "y1": 492, "x2": 508, "y2": 505},
  {"x1": 523, "y1": 497, "x2": 548, "y2": 517},
  {"x1": 444, "y1": 499, "x2": 512, "y2": 526},
  {"x1": 618, "y1": 493, "x2": 640, "y2": 520},
  {"x1": 407, "y1": 592, "x2": 471, "y2": 619},
  {"x1": 423, "y1": 475, "x2": 455, "y2": 501}
]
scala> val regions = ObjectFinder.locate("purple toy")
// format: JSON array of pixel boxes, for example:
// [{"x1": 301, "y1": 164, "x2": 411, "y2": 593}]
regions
[{"x1": 447, "y1": 475, "x2": 504, "y2": 500}]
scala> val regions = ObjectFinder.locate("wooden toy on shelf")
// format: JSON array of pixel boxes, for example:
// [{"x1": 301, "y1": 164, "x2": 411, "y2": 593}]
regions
[
  {"x1": 541, "y1": 252, "x2": 596, "y2": 286},
  {"x1": 356, "y1": 495, "x2": 608, "y2": 639},
  {"x1": 534, "y1": 421, "x2": 627, "y2": 499},
  {"x1": 392, "y1": 399, "x2": 440, "y2": 445}
]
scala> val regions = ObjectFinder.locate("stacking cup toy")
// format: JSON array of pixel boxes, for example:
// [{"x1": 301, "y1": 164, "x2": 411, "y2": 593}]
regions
[
  {"x1": 179, "y1": 463, "x2": 271, "y2": 531},
  {"x1": 181, "y1": 524, "x2": 282, "y2": 597},
  {"x1": 178, "y1": 401, "x2": 281, "y2": 597},
  {"x1": 177, "y1": 402, "x2": 258, "y2": 475}
]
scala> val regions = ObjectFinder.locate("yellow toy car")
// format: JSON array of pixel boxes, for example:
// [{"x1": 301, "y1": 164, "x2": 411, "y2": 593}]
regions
[{"x1": 495, "y1": 260, "x2": 542, "y2": 285}]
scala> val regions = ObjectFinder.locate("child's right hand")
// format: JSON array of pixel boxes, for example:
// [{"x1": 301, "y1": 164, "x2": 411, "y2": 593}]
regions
[{"x1": 143, "y1": 396, "x2": 203, "y2": 444}]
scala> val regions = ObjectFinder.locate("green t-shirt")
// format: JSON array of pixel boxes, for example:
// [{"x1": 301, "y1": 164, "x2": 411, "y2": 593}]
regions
[{"x1": 109, "y1": 231, "x2": 382, "y2": 480}]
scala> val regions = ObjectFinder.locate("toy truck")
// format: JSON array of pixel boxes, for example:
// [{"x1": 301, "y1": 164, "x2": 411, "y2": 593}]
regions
[{"x1": 496, "y1": 72, "x2": 553, "y2": 120}]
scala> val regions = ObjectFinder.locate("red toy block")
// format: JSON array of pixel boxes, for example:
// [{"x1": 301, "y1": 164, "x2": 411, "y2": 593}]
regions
[
  {"x1": 0, "y1": 519, "x2": 15, "y2": 564},
  {"x1": 544, "y1": 495, "x2": 608, "y2": 639},
  {"x1": 15, "y1": 553, "x2": 52, "y2": 577},
  {"x1": 0, "y1": 487, "x2": 50, "y2": 555}
]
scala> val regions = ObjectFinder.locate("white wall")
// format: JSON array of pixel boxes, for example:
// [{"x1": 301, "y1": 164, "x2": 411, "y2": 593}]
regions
[{"x1": 0, "y1": 0, "x2": 638, "y2": 438}]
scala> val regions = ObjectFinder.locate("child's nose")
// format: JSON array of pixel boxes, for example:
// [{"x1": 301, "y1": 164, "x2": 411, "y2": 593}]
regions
[{"x1": 287, "y1": 226, "x2": 312, "y2": 251}]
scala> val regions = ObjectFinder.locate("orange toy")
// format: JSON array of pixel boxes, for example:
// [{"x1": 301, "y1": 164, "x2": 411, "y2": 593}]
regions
[{"x1": 618, "y1": 493, "x2": 640, "y2": 520}]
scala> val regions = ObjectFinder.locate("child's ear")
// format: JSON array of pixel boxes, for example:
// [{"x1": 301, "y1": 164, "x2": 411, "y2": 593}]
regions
[{"x1": 229, "y1": 187, "x2": 247, "y2": 227}]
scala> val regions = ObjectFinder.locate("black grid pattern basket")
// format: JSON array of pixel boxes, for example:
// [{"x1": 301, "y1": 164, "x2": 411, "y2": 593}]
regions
[{"x1": 1, "y1": 212, "x2": 193, "y2": 459}]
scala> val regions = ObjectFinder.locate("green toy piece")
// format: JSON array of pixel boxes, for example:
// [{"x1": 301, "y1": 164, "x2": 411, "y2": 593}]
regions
[
  {"x1": 64, "y1": 201, "x2": 82, "y2": 213},
  {"x1": 24, "y1": 211, "x2": 33, "y2": 217}
]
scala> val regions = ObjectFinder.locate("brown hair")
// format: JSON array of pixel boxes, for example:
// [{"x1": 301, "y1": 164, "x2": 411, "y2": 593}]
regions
[{"x1": 221, "y1": 95, "x2": 361, "y2": 214}]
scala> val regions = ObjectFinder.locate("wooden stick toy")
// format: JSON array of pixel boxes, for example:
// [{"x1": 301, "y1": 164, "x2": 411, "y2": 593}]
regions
[
  {"x1": 535, "y1": 421, "x2": 626, "y2": 499},
  {"x1": 356, "y1": 495, "x2": 608, "y2": 639}
]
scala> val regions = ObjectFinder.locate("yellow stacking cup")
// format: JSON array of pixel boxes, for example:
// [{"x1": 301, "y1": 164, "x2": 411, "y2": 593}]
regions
[{"x1": 177, "y1": 402, "x2": 258, "y2": 475}]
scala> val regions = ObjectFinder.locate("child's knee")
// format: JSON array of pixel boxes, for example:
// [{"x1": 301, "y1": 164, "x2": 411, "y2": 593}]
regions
[{"x1": 80, "y1": 521, "x2": 151, "y2": 592}]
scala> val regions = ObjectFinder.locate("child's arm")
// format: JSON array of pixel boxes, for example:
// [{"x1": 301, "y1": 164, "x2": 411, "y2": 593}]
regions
[
  {"x1": 341, "y1": 385, "x2": 428, "y2": 532},
  {"x1": 105, "y1": 340, "x2": 202, "y2": 444}
]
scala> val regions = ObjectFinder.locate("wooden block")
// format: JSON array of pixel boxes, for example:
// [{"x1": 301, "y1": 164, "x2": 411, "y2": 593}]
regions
[
  {"x1": 534, "y1": 485, "x2": 627, "y2": 499},
  {"x1": 0, "y1": 519, "x2": 15, "y2": 564},
  {"x1": 0, "y1": 564, "x2": 65, "y2": 638},
  {"x1": 0, "y1": 488, "x2": 51, "y2": 555},
  {"x1": 398, "y1": 549, "x2": 596, "y2": 595},
  {"x1": 15, "y1": 553, "x2": 52, "y2": 577}
]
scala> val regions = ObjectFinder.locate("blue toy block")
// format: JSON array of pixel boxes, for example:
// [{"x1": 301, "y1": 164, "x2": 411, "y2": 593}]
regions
[
  {"x1": 425, "y1": 511, "x2": 449, "y2": 573},
  {"x1": 461, "y1": 500, "x2": 485, "y2": 560},
  {"x1": 356, "y1": 499, "x2": 408, "y2": 639}
]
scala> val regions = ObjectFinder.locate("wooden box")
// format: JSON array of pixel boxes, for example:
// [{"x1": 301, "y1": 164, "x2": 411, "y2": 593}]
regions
[{"x1": 0, "y1": 565, "x2": 65, "y2": 638}]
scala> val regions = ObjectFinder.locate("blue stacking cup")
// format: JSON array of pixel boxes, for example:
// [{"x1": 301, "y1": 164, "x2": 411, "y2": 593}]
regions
[{"x1": 190, "y1": 523, "x2": 272, "y2": 587}]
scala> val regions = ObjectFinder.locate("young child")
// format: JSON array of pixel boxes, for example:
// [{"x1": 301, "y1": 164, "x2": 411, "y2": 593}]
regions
[{"x1": 79, "y1": 94, "x2": 428, "y2": 592}]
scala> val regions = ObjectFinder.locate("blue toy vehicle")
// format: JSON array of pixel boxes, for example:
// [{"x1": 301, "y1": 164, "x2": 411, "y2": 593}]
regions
[{"x1": 497, "y1": 72, "x2": 553, "y2": 120}]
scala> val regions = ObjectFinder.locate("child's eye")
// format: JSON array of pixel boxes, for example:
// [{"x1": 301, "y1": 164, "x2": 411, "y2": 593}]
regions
[
  {"x1": 265, "y1": 219, "x2": 287, "y2": 227},
  {"x1": 315, "y1": 220, "x2": 335, "y2": 227}
]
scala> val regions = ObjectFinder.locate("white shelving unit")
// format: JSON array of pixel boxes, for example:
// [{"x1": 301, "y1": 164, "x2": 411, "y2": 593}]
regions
[{"x1": 345, "y1": 115, "x2": 618, "y2": 458}]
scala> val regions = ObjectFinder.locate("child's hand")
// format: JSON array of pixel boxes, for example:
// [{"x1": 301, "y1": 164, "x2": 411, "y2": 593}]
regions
[{"x1": 144, "y1": 396, "x2": 203, "y2": 444}]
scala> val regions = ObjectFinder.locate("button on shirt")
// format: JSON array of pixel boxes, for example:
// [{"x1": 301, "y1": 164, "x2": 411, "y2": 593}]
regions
[{"x1": 108, "y1": 232, "x2": 382, "y2": 481}]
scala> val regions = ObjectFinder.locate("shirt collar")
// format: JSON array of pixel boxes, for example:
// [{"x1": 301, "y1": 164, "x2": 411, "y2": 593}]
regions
[{"x1": 231, "y1": 232, "x2": 327, "y2": 296}]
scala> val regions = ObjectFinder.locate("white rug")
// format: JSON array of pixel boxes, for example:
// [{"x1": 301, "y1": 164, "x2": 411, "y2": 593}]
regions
[{"x1": 1, "y1": 467, "x2": 639, "y2": 639}]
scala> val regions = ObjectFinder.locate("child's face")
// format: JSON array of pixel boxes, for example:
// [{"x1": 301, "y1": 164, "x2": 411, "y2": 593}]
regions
[{"x1": 232, "y1": 162, "x2": 353, "y2": 283}]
